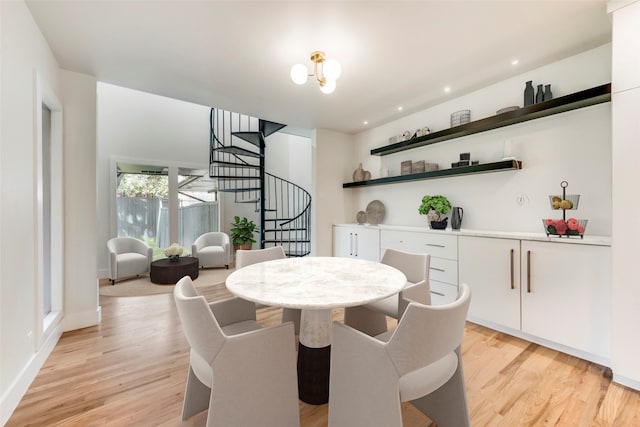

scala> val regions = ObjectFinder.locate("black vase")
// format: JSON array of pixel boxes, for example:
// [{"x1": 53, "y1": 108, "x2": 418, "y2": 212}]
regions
[
  {"x1": 524, "y1": 81, "x2": 534, "y2": 107},
  {"x1": 543, "y1": 84, "x2": 553, "y2": 101},
  {"x1": 535, "y1": 84, "x2": 544, "y2": 103}
]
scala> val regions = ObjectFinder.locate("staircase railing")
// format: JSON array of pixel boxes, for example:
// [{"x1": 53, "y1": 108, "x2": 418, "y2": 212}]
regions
[{"x1": 209, "y1": 108, "x2": 311, "y2": 257}]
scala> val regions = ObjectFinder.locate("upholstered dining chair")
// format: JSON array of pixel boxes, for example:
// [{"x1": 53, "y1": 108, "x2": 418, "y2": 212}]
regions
[
  {"x1": 174, "y1": 276, "x2": 300, "y2": 427},
  {"x1": 344, "y1": 248, "x2": 431, "y2": 336},
  {"x1": 192, "y1": 232, "x2": 231, "y2": 269},
  {"x1": 329, "y1": 284, "x2": 472, "y2": 427},
  {"x1": 106, "y1": 236, "x2": 153, "y2": 285},
  {"x1": 235, "y1": 246, "x2": 302, "y2": 334}
]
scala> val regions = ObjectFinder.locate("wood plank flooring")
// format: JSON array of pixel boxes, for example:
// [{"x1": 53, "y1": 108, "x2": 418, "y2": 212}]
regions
[{"x1": 7, "y1": 280, "x2": 640, "y2": 426}]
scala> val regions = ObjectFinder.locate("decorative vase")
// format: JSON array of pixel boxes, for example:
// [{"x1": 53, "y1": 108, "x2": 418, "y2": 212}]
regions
[
  {"x1": 352, "y1": 163, "x2": 365, "y2": 182},
  {"x1": 543, "y1": 84, "x2": 553, "y2": 101},
  {"x1": 535, "y1": 84, "x2": 544, "y2": 103},
  {"x1": 524, "y1": 81, "x2": 534, "y2": 107},
  {"x1": 430, "y1": 218, "x2": 448, "y2": 230},
  {"x1": 169, "y1": 255, "x2": 180, "y2": 262}
]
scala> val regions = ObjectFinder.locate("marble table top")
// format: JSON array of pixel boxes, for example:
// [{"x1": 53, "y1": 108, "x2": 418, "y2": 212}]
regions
[{"x1": 226, "y1": 256, "x2": 407, "y2": 310}]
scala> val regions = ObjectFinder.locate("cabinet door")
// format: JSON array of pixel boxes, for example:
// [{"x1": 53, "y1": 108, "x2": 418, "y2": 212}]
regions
[
  {"x1": 459, "y1": 236, "x2": 520, "y2": 330},
  {"x1": 333, "y1": 226, "x2": 355, "y2": 258},
  {"x1": 352, "y1": 227, "x2": 381, "y2": 261},
  {"x1": 521, "y1": 241, "x2": 611, "y2": 358}
]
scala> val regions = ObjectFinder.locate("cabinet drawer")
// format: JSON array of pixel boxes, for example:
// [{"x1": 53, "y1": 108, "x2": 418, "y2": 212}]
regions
[
  {"x1": 430, "y1": 280, "x2": 458, "y2": 306},
  {"x1": 381, "y1": 230, "x2": 458, "y2": 260},
  {"x1": 430, "y1": 257, "x2": 458, "y2": 285}
]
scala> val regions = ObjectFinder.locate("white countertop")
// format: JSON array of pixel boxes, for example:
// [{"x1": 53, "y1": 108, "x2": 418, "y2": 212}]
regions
[{"x1": 335, "y1": 223, "x2": 611, "y2": 246}]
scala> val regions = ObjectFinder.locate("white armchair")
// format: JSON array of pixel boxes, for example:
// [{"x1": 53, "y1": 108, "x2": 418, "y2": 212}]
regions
[
  {"x1": 329, "y1": 284, "x2": 472, "y2": 427},
  {"x1": 192, "y1": 232, "x2": 231, "y2": 269},
  {"x1": 174, "y1": 276, "x2": 300, "y2": 427},
  {"x1": 344, "y1": 248, "x2": 431, "y2": 336},
  {"x1": 106, "y1": 237, "x2": 152, "y2": 285}
]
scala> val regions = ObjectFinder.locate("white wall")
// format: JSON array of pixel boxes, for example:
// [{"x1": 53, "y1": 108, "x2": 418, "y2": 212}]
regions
[
  {"x1": 1, "y1": 1, "x2": 98, "y2": 422},
  {"x1": 609, "y1": 0, "x2": 640, "y2": 390},
  {"x1": 346, "y1": 44, "x2": 612, "y2": 236},
  {"x1": 96, "y1": 83, "x2": 211, "y2": 276}
]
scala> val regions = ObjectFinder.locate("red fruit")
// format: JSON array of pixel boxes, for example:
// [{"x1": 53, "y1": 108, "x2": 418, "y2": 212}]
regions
[
  {"x1": 554, "y1": 220, "x2": 568, "y2": 234},
  {"x1": 545, "y1": 219, "x2": 553, "y2": 225},
  {"x1": 567, "y1": 218, "x2": 579, "y2": 231},
  {"x1": 577, "y1": 225, "x2": 585, "y2": 233}
]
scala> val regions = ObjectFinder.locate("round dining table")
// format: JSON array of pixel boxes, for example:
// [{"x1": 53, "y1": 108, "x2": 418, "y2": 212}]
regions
[{"x1": 225, "y1": 256, "x2": 406, "y2": 404}]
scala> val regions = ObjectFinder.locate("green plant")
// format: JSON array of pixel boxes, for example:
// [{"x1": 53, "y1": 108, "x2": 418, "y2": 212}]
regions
[
  {"x1": 418, "y1": 195, "x2": 452, "y2": 218},
  {"x1": 230, "y1": 216, "x2": 257, "y2": 246}
]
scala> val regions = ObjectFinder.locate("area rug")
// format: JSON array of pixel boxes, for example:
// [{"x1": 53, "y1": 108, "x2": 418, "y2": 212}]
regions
[{"x1": 99, "y1": 267, "x2": 234, "y2": 297}]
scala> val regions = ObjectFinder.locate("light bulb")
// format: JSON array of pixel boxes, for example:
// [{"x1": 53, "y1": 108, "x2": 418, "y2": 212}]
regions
[
  {"x1": 290, "y1": 64, "x2": 308, "y2": 85},
  {"x1": 323, "y1": 59, "x2": 342, "y2": 81},
  {"x1": 320, "y1": 79, "x2": 336, "y2": 94}
]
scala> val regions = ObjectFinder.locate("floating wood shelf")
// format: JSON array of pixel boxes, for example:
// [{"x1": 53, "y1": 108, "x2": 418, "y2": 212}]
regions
[
  {"x1": 370, "y1": 83, "x2": 611, "y2": 156},
  {"x1": 343, "y1": 160, "x2": 522, "y2": 188}
]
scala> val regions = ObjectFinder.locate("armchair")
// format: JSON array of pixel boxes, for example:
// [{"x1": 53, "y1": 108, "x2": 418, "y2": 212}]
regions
[
  {"x1": 106, "y1": 236, "x2": 152, "y2": 285},
  {"x1": 192, "y1": 232, "x2": 231, "y2": 269},
  {"x1": 174, "y1": 276, "x2": 300, "y2": 427}
]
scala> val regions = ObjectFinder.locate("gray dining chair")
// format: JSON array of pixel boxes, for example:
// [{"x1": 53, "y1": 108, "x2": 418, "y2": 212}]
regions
[
  {"x1": 329, "y1": 283, "x2": 471, "y2": 427},
  {"x1": 344, "y1": 248, "x2": 431, "y2": 336},
  {"x1": 235, "y1": 246, "x2": 301, "y2": 334},
  {"x1": 174, "y1": 276, "x2": 300, "y2": 427}
]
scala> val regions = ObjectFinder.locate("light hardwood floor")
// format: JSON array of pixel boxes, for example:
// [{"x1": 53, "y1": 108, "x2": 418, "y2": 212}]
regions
[{"x1": 7, "y1": 280, "x2": 640, "y2": 426}]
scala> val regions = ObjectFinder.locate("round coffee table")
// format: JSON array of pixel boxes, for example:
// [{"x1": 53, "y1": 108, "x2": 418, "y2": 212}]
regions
[{"x1": 150, "y1": 256, "x2": 199, "y2": 284}]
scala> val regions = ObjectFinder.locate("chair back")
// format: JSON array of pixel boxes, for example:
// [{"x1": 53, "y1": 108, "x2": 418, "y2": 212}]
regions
[
  {"x1": 174, "y1": 276, "x2": 225, "y2": 365},
  {"x1": 387, "y1": 283, "x2": 471, "y2": 375},
  {"x1": 195, "y1": 232, "x2": 228, "y2": 248},
  {"x1": 236, "y1": 246, "x2": 286, "y2": 269},
  {"x1": 381, "y1": 248, "x2": 431, "y2": 305},
  {"x1": 107, "y1": 236, "x2": 147, "y2": 255}
]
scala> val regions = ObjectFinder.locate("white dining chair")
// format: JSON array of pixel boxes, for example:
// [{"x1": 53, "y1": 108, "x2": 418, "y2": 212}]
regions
[
  {"x1": 344, "y1": 248, "x2": 431, "y2": 336},
  {"x1": 329, "y1": 284, "x2": 471, "y2": 427},
  {"x1": 106, "y1": 236, "x2": 153, "y2": 285},
  {"x1": 192, "y1": 231, "x2": 231, "y2": 269},
  {"x1": 174, "y1": 276, "x2": 300, "y2": 427},
  {"x1": 235, "y1": 246, "x2": 301, "y2": 334}
]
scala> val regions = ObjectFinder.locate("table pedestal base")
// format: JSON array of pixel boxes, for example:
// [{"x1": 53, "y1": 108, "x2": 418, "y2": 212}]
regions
[{"x1": 297, "y1": 343, "x2": 330, "y2": 405}]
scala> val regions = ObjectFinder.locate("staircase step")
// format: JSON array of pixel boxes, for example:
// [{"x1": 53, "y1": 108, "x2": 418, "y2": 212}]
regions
[
  {"x1": 285, "y1": 249, "x2": 311, "y2": 257},
  {"x1": 212, "y1": 146, "x2": 262, "y2": 158},
  {"x1": 260, "y1": 120, "x2": 287, "y2": 137},
  {"x1": 210, "y1": 160, "x2": 260, "y2": 169},
  {"x1": 218, "y1": 187, "x2": 261, "y2": 193},
  {"x1": 235, "y1": 199, "x2": 260, "y2": 204},
  {"x1": 232, "y1": 131, "x2": 265, "y2": 147},
  {"x1": 210, "y1": 175, "x2": 259, "y2": 180},
  {"x1": 263, "y1": 228, "x2": 307, "y2": 232},
  {"x1": 263, "y1": 239, "x2": 311, "y2": 244}
]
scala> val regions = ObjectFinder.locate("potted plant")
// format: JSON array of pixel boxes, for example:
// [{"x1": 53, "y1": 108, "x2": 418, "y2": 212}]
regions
[
  {"x1": 230, "y1": 216, "x2": 257, "y2": 250},
  {"x1": 418, "y1": 195, "x2": 452, "y2": 229}
]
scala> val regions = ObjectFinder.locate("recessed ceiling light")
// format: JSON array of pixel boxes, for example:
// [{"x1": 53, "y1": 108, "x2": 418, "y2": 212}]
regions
[
  {"x1": 511, "y1": 59, "x2": 519, "y2": 66},
  {"x1": 444, "y1": 86, "x2": 451, "y2": 93},
  {"x1": 363, "y1": 121, "x2": 368, "y2": 125},
  {"x1": 397, "y1": 106, "x2": 403, "y2": 111}
]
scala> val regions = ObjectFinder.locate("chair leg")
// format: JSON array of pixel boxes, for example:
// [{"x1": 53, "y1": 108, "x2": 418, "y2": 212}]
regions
[
  {"x1": 343, "y1": 306, "x2": 389, "y2": 336},
  {"x1": 182, "y1": 365, "x2": 211, "y2": 420},
  {"x1": 111, "y1": 279, "x2": 115, "y2": 286},
  {"x1": 410, "y1": 347, "x2": 471, "y2": 427},
  {"x1": 225, "y1": 264, "x2": 229, "y2": 270}
]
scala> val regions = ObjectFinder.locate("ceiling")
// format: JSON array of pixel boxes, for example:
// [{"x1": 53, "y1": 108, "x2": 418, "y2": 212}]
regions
[{"x1": 26, "y1": 0, "x2": 611, "y2": 134}]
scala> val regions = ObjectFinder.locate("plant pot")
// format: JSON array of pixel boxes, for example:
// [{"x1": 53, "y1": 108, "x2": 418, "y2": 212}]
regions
[
  {"x1": 430, "y1": 218, "x2": 448, "y2": 230},
  {"x1": 168, "y1": 255, "x2": 180, "y2": 262},
  {"x1": 235, "y1": 243, "x2": 252, "y2": 250}
]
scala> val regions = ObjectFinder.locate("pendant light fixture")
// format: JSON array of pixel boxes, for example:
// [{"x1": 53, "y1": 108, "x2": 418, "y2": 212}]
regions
[{"x1": 290, "y1": 51, "x2": 341, "y2": 94}]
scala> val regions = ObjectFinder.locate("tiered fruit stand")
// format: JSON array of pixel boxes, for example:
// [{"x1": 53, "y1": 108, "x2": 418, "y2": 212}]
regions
[{"x1": 543, "y1": 181, "x2": 587, "y2": 238}]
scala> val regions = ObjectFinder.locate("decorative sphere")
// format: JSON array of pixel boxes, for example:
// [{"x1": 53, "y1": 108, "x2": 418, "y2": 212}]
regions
[
  {"x1": 320, "y1": 79, "x2": 336, "y2": 94},
  {"x1": 290, "y1": 64, "x2": 308, "y2": 85},
  {"x1": 323, "y1": 59, "x2": 342, "y2": 81}
]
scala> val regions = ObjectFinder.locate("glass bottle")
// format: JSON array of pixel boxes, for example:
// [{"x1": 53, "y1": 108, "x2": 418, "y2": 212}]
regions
[
  {"x1": 543, "y1": 84, "x2": 553, "y2": 101},
  {"x1": 524, "y1": 81, "x2": 534, "y2": 107},
  {"x1": 535, "y1": 84, "x2": 544, "y2": 103}
]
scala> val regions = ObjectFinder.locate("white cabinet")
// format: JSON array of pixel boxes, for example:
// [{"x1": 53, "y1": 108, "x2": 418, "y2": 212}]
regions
[
  {"x1": 459, "y1": 235, "x2": 611, "y2": 361},
  {"x1": 459, "y1": 236, "x2": 520, "y2": 330},
  {"x1": 381, "y1": 229, "x2": 458, "y2": 305},
  {"x1": 332, "y1": 225, "x2": 380, "y2": 261},
  {"x1": 521, "y1": 240, "x2": 611, "y2": 359}
]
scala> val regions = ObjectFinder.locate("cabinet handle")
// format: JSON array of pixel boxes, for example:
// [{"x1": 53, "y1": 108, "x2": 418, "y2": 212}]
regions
[
  {"x1": 430, "y1": 267, "x2": 445, "y2": 272},
  {"x1": 510, "y1": 249, "x2": 515, "y2": 290},
  {"x1": 349, "y1": 232, "x2": 353, "y2": 256},
  {"x1": 430, "y1": 290, "x2": 445, "y2": 297},
  {"x1": 426, "y1": 243, "x2": 445, "y2": 248},
  {"x1": 354, "y1": 233, "x2": 358, "y2": 256},
  {"x1": 527, "y1": 250, "x2": 531, "y2": 293}
]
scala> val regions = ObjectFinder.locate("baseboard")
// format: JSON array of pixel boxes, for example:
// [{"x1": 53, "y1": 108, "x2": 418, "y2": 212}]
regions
[
  {"x1": 613, "y1": 373, "x2": 640, "y2": 391},
  {"x1": 0, "y1": 323, "x2": 62, "y2": 426},
  {"x1": 62, "y1": 306, "x2": 102, "y2": 332}
]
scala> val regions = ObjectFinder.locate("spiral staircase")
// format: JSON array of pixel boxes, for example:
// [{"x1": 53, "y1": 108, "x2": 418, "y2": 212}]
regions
[{"x1": 209, "y1": 108, "x2": 311, "y2": 257}]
